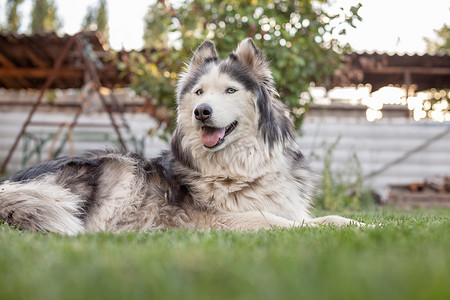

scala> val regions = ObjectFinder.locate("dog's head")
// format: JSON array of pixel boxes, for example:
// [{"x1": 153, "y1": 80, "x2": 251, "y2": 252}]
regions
[{"x1": 173, "y1": 39, "x2": 294, "y2": 169}]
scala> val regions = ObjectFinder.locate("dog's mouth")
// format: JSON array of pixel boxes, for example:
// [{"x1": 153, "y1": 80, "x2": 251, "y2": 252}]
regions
[{"x1": 201, "y1": 121, "x2": 237, "y2": 148}]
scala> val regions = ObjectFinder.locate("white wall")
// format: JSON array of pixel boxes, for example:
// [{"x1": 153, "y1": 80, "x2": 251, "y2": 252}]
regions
[{"x1": 297, "y1": 107, "x2": 450, "y2": 199}]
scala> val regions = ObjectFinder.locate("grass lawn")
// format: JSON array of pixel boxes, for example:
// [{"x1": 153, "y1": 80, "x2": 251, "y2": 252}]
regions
[{"x1": 0, "y1": 208, "x2": 449, "y2": 300}]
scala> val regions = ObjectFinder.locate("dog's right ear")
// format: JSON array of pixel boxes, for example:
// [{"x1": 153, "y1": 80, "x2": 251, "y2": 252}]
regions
[
  {"x1": 188, "y1": 40, "x2": 218, "y2": 72},
  {"x1": 177, "y1": 41, "x2": 218, "y2": 100}
]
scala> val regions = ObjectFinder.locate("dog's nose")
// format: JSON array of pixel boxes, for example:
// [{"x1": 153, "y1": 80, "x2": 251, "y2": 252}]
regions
[{"x1": 194, "y1": 104, "x2": 212, "y2": 121}]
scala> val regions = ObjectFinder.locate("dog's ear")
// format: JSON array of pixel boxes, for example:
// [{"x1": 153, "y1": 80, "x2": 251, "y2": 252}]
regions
[
  {"x1": 235, "y1": 38, "x2": 292, "y2": 147},
  {"x1": 177, "y1": 41, "x2": 218, "y2": 100},
  {"x1": 234, "y1": 38, "x2": 270, "y2": 78},
  {"x1": 189, "y1": 40, "x2": 218, "y2": 72}
]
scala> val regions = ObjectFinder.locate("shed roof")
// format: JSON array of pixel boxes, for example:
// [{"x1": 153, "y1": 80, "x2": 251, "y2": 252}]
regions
[
  {"x1": 333, "y1": 51, "x2": 450, "y2": 91},
  {"x1": 0, "y1": 31, "x2": 130, "y2": 90},
  {"x1": 2, "y1": 31, "x2": 449, "y2": 92}
]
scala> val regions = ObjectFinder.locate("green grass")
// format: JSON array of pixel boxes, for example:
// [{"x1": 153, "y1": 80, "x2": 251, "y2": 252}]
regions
[{"x1": 0, "y1": 208, "x2": 449, "y2": 300}]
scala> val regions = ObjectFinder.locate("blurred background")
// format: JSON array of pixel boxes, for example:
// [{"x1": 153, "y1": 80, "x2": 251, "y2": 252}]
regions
[{"x1": 0, "y1": 0, "x2": 449, "y2": 209}]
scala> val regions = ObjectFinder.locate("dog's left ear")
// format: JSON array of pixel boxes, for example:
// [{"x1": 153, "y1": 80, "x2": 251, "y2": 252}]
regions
[
  {"x1": 234, "y1": 38, "x2": 271, "y2": 80},
  {"x1": 235, "y1": 38, "x2": 292, "y2": 147}
]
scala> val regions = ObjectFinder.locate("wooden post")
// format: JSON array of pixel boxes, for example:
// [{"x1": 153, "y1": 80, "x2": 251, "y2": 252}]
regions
[{"x1": 74, "y1": 35, "x2": 127, "y2": 150}]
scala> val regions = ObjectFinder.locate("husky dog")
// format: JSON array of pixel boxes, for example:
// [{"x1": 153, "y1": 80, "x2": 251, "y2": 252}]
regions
[{"x1": 0, "y1": 39, "x2": 364, "y2": 234}]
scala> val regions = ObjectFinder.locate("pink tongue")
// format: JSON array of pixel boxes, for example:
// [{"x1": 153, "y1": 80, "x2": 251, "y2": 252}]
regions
[{"x1": 201, "y1": 126, "x2": 226, "y2": 147}]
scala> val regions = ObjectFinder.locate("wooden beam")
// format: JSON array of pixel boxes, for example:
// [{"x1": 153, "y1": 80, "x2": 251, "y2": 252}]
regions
[
  {"x1": 0, "y1": 52, "x2": 15, "y2": 67},
  {"x1": 0, "y1": 67, "x2": 82, "y2": 78},
  {"x1": 24, "y1": 47, "x2": 50, "y2": 68},
  {"x1": 75, "y1": 35, "x2": 126, "y2": 150},
  {"x1": 0, "y1": 76, "x2": 20, "y2": 89},
  {"x1": 363, "y1": 66, "x2": 450, "y2": 75},
  {"x1": 0, "y1": 52, "x2": 33, "y2": 87}
]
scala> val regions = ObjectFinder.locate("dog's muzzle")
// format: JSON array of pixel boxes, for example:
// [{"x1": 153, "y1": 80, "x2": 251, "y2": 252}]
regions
[{"x1": 194, "y1": 104, "x2": 237, "y2": 148}]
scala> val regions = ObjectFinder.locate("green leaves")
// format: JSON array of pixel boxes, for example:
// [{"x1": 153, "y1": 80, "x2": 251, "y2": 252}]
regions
[{"x1": 30, "y1": 0, "x2": 62, "y2": 33}]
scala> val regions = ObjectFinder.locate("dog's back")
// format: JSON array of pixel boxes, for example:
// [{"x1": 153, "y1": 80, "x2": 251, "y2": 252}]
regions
[{"x1": 0, "y1": 150, "x2": 192, "y2": 234}]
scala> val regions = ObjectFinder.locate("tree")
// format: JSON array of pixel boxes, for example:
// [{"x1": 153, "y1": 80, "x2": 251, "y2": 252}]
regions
[
  {"x1": 96, "y1": 0, "x2": 108, "y2": 39},
  {"x1": 81, "y1": 6, "x2": 96, "y2": 31},
  {"x1": 130, "y1": 0, "x2": 361, "y2": 128},
  {"x1": 142, "y1": 1, "x2": 173, "y2": 49},
  {"x1": 30, "y1": 0, "x2": 62, "y2": 33},
  {"x1": 82, "y1": 0, "x2": 109, "y2": 41},
  {"x1": 5, "y1": 0, "x2": 24, "y2": 32},
  {"x1": 425, "y1": 24, "x2": 450, "y2": 54}
]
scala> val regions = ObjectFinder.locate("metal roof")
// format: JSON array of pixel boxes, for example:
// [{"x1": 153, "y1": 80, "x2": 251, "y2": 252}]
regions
[{"x1": 0, "y1": 31, "x2": 130, "y2": 90}]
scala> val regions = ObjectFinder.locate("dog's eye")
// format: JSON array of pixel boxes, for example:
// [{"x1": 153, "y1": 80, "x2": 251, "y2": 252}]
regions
[
  {"x1": 195, "y1": 89, "x2": 203, "y2": 95},
  {"x1": 226, "y1": 88, "x2": 237, "y2": 94}
]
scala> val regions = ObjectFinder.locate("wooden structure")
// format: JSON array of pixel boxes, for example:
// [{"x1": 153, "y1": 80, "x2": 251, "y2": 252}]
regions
[
  {"x1": 388, "y1": 177, "x2": 450, "y2": 208},
  {"x1": 0, "y1": 31, "x2": 129, "y2": 89},
  {"x1": 0, "y1": 31, "x2": 131, "y2": 174},
  {"x1": 333, "y1": 51, "x2": 450, "y2": 91}
]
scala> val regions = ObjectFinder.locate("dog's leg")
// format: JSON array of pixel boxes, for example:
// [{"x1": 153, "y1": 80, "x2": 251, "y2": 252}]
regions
[
  {"x1": 214, "y1": 211, "x2": 308, "y2": 230},
  {"x1": 307, "y1": 215, "x2": 369, "y2": 227},
  {"x1": 197, "y1": 211, "x2": 372, "y2": 229}
]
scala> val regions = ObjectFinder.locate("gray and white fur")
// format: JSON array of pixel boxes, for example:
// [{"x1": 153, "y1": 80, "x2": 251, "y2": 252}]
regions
[{"x1": 0, "y1": 39, "x2": 364, "y2": 234}]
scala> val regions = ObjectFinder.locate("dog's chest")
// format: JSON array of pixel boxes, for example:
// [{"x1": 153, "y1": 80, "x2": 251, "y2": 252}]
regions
[
  {"x1": 194, "y1": 172, "x2": 304, "y2": 218},
  {"x1": 210, "y1": 177, "x2": 251, "y2": 193}
]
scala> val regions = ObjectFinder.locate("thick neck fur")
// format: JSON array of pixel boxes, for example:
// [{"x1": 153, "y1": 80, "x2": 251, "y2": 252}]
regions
[
  {"x1": 186, "y1": 133, "x2": 293, "y2": 180},
  {"x1": 171, "y1": 128, "x2": 312, "y2": 221}
]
